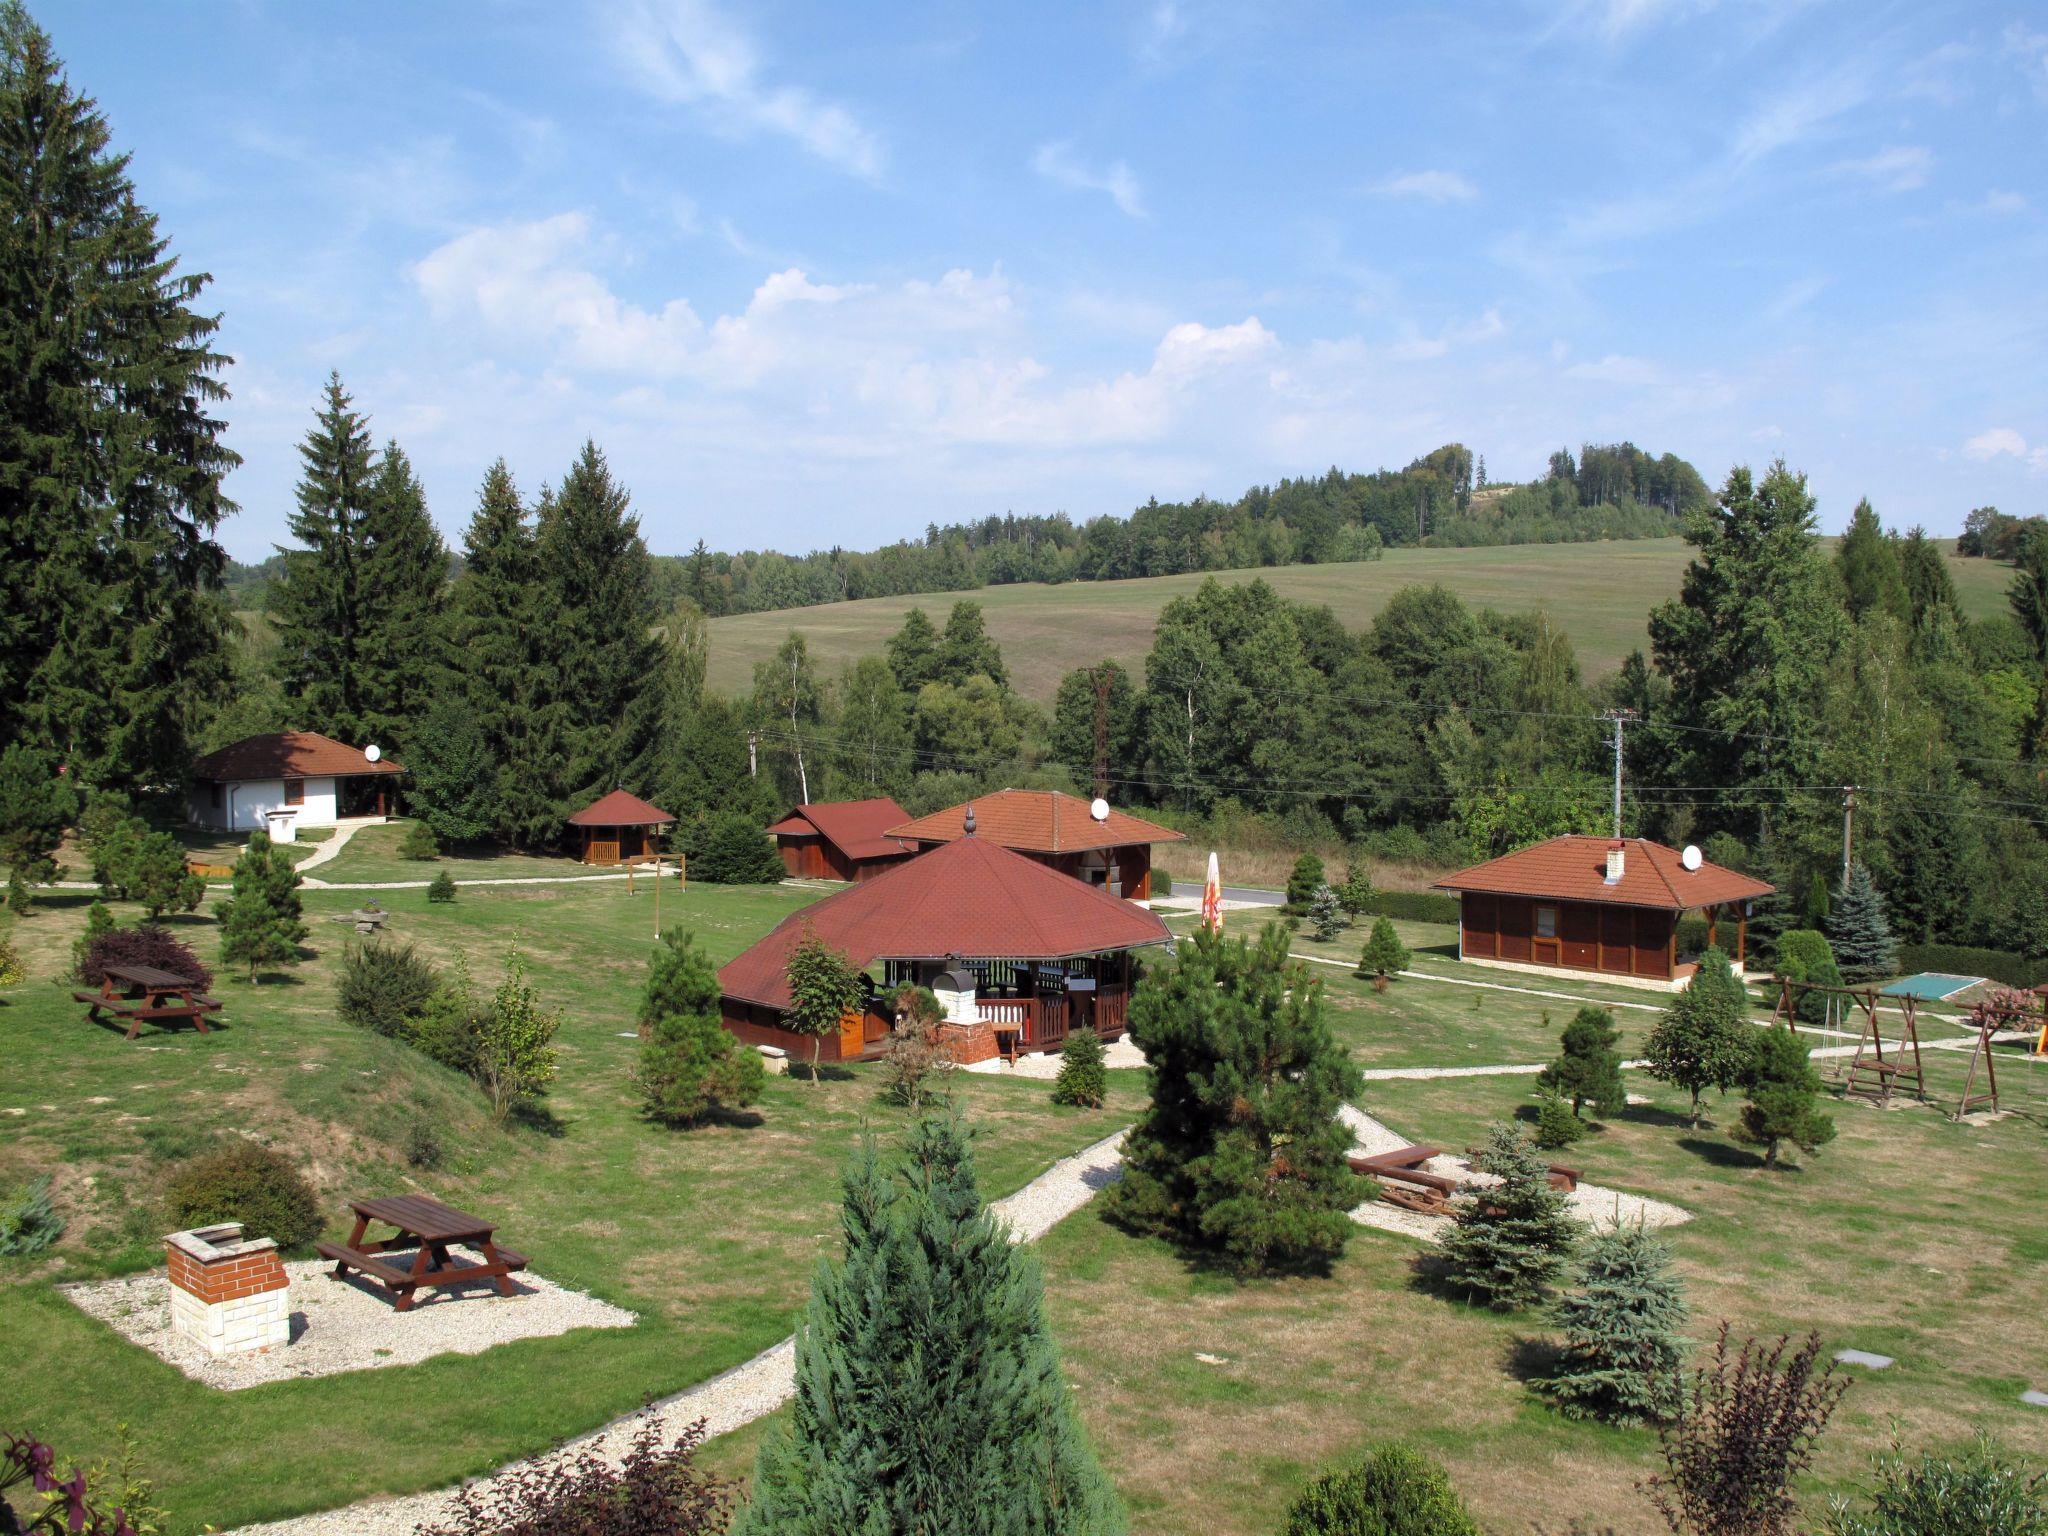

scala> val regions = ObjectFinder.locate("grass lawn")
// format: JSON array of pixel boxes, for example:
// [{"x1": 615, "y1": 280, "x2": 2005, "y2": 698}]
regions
[
  {"x1": 0, "y1": 878, "x2": 1140, "y2": 1533},
  {"x1": 705, "y1": 537, "x2": 2013, "y2": 703},
  {"x1": 304, "y1": 819, "x2": 607, "y2": 886}
]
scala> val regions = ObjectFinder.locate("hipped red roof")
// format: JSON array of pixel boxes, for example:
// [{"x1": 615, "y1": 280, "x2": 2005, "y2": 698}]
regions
[
  {"x1": 886, "y1": 788, "x2": 1186, "y2": 855},
  {"x1": 190, "y1": 731, "x2": 402, "y2": 781},
  {"x1": 763, "y1": 798, "x2": 915, "y2": 862},
  {"x1": 718, "y1": 835, "x2": 1171, "y2": 1013},
  {"x1": 567, "y1": 789, "x2": 675, "y2": 827},
  {"x1": 1435, "y1": 834, "x2": 1774, "y2": 912}
]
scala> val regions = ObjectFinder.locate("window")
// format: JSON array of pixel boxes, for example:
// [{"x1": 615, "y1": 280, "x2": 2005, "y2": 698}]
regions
[
  {"x1": 283, "y1": 779, "x2": 304, "y2": 807},
  {"x1": 1535, "y1": 905, "x2": 1558, "y2": 939}
]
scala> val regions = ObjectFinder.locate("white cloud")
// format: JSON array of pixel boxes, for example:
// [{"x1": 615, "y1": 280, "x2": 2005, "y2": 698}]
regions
[
  {"x1": 2007, "y1": 24, "x2": 2048, "y2": 103},
  {"x1": 1963, "y1": 427, "x2": 2048, "y2": 471},
  {"x1": 1977, "y1": 190, "x2": 2030, "y2": 215},
  {"x1": 1565, "y1": 353, "x2": 1663, "y2": 386},
  {"x1": 1369, "y1": 170, "x2": 1479, "y2": 203},
  {"x1": 1386, "y1": 308, "x2": 1507, "y2": 361},
  {"x1": 610, "y1": 0, "x2": 883, "y2": 178},
  {"x1": 1831, "y1": 144, "x2": 1932, "y2": 193},
  {"x1": 1031, "y1": 142, "x2": 1147, "y2": 218}
]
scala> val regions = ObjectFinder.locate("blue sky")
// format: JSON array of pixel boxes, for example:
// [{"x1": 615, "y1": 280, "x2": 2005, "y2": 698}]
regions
[{"x1": 56, "y1": 0, "x2": 2048, "y2": 560}]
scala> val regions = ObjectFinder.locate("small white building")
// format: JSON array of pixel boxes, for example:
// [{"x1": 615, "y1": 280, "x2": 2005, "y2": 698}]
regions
[{"x1": 187, "y1": 731, "x2": 403, "y2": 836}]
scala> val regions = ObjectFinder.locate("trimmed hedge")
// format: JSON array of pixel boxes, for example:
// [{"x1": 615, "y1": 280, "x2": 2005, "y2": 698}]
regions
[
  {"x1": 1894, "y1": 942, "x2": 2048, "y2": 990},
  {"x1": 1354, "y1": 890, "x2": 1461, "y2": 925}
]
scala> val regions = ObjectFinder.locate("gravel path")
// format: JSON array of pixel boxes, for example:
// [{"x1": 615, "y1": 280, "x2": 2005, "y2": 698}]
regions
[
  {"x1": 962, "y1": 1039, "x2": 1150, "y2": 1077},
  {"x1": 288, "y1": 818, "x2": 378, "y2": 876},
  {"x1": 62, "y1": 1256, "x2": 633, "y2": 1390},
  {"x1": 222, "y1": 1129, "x2": 1130, "y2": 1536}
]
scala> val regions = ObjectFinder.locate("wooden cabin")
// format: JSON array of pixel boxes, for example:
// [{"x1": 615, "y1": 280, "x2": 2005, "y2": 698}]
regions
[
  {"x1": 1436, "y1": 835, "x2": 1775, "y2": 989},
  {"x1": 187, "y1": 731, "x2": 402, "y2": 834},
  {"x1": 885, "y1": 789, "x2": 1185, "y2": 901},
  {"x1": 567, "y1": 789, "x2": 674, "y2": 866},
  {"x1": 717, "y1": 833, "x2": 1172, "y2": 1065},
  {"x1": 765, "y1": 799, "x2": 916, "y2": 882}
]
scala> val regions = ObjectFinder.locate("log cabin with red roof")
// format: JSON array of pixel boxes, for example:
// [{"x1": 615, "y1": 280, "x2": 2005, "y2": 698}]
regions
[
  {"x1": 765, "y1": 798, "x2": 917, "y2": 882},
  {"x1": 718, "y1": 815, "x2": 1173, "y2": 1065},
  {"x1": 1435, "y1": 834, "x2": 1775, "y2": 991},
  {"x1": 567, "y1": 789, "x2": 675, "y2": 866},
  {"x1": 885, "y1": 788, "x2": 1185, "y2": 900}
]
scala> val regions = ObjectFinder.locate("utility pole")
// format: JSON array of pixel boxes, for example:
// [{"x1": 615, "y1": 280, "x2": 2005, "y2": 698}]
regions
[
  {"x1": 1604, "y1": 708, "x2": 1637, "y2": 839},
  {"x1": 747, "y1": 730, "x2": 758, "y2": 779},
  {"x1": 1092, "y1": 666, "x2": 1111, "y2": 803},
  {"x1": 1841, "y1": 785, "x2": 1857, "y2": 880}
]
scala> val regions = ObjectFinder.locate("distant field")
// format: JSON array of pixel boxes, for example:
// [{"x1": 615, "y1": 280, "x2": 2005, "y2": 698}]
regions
[{"x1": 707, "y1": 537, "x2": 2013, "y2": 703}]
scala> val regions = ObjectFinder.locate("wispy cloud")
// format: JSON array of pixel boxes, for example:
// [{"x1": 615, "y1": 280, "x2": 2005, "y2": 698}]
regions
[
  {"x1": 1964, "y1": 427, "x2": 2048, "y2": 471},
  {"x1": 1368, "y1": 169, "x2": 1478, "y2": 203},
  {"x1": 1830, "y1": 144, "x2": 1931, "y2": 193},
  {"x1": 1031, "y1": 141, "x2": 1147, "y2": 218},
  {"x1": 2007, "y1": 23, "x2": 2048, "y2": 104},
  {"x1": 610, "y1": 0, "x2": 883, "y2": 179}
]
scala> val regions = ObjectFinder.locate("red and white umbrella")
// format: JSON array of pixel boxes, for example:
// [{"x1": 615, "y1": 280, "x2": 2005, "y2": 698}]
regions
[{"x1": 1201, "y1": 850, "x2": 1222, "y2": 933}]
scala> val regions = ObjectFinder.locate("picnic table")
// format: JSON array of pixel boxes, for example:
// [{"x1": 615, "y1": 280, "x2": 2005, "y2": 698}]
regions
[
  {"x1": 316, "y1": 1195, "x2": 528, "y2": 1313},
  {"x1": 73, "y1": 963, "x2": 222, "y2": 1040}
]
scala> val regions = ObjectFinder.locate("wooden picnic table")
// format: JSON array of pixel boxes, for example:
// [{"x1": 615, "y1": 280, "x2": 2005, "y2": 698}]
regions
[
  {"x1": 73, "y1": 962, "x2": 222, "y2": 1040},
  {"x1": 315, "y1": 1195, "x2": 528, "y2": 1313}
]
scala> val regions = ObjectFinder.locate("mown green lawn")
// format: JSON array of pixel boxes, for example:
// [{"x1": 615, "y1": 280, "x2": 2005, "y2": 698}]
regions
[
  {"x1": 0, "y1": 877, "x2": 1139, "y2": 1533},
  {"x1": 303, "y1": 819, "x2": 607, "y2": 886}
]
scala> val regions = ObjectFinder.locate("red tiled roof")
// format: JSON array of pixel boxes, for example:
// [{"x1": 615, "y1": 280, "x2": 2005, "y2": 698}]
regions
[
  {"x1": 885, "y1": 789, "x2": 1186, "y2": 855},
  {"x1": 567, "y1": 789, "x2": 675, "y2": 827},
  {"x1": 764, "y1": 799, "x2": 915, "y2": 862},
  {"x1": 1434, "y1": 834, "x2": 1775, "y2": 912},
  {"x1": 718, "y1": 835, "x2": 1171, "y2": 1012},
  {"x1": 190, "y1": 731, "x2": 402, "y2": 781}
]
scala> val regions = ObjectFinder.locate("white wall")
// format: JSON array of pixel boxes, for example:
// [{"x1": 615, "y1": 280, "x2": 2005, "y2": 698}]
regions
[{"x1": 187, "y1": 777, "x2": 338, "y2": 832}]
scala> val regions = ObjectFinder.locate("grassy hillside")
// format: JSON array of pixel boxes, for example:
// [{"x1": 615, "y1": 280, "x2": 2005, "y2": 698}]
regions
[{"x1": 706, "y1": 537, "x2": 2013, "y2": 703}]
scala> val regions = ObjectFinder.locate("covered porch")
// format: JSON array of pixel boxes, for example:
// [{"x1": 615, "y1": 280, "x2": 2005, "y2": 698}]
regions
[{"x1": 882, "y1": 950, "x2": 1136, "y2": 1062}]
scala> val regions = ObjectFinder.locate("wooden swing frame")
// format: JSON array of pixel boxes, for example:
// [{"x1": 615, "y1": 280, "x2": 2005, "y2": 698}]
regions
[{"x1": 1768, "y1": 976, "x2": 1926, "y2": 1107}]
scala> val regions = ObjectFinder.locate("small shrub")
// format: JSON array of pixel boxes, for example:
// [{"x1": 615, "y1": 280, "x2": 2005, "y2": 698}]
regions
[
  {"x1": 1282, "y1": 1444, "x2": 1482, "y2": 1536},
  {"x1": 0, "y1": 930, "x2": 22, "y2": 988},
  {"x1": 1, "y1": 1425, "x2": 162, "y2": 1536},
  {"x1": 877, "y1": 986, "x2": 951, "y2": 1110},
  {"x1": 1774, "y1": 929, "x2": 1845, "y2": 1027},
  {"x1": 1735, "y1": 1027, "x2": 1836, "y2": 1169},
  {"x1": 1336, "y1": 860, "x2": 1375, "y2": 914},
  {"x1": 399, "y1": 821, "x2": 441, "y2": 861},
  {"x1": 164, "y1": 1141, "x2": 322, "y2": 1251},
  {"x1": 1052, "y1": 1024, "x2": 1108, "y2": 1108},
  {"x1": 640, "y1": 1006, "x2": 766, "y2": 1126},
  {"x1": 1534, "y1": 1223, "x2": 1689, "y2": 1425},
  {"x1": 1533, "y1": 1093, "x2": 1587, "y2": 1150},
  {"x1": 337, "y1": 941, "x2": 441, "y2": 1040},
  {"x1": 0, "y1": 1176, "x2": 63, "y2": 1256},
  {"x1": 1537, "y1": 1006, "x2": 1626, "y2": 1120},
  {"x1": 420, "y1": 1411, "x2": 732, "y2": 1536},
  {"x1": 70, "y1": 899, "x2": 115, "y2": 981},
  {"x1": 692, "y1": 812, "x2": 785, "y2": 884},
  {"x1": 1152, "y1": 872, "x2": 1171, "y2": 898},
  {"x1": 1284, "y1": 853, "x2": 1326, "y2": 914},
  {"x1": 405, "y1": 1120, "x2": 445, "y2": 1171},
  {"x1": 79, "y1": 925, "x2": 212, "y2": 993},
  {"x1": 426, "y1": 869, "x2": 457, "y2": 903},
  {"x1": 411, "y1": 973, "x2": 486, "y2": 1076},
  {"x1": 473, "y1": 948, "x2": 562, "y2": 1123},
  {"x1": 1357, "y1": 916, "x2": 1412, "y2": 991},
  {"x1": 1823, "y1": 1436, "x2": 2048, "y2": 1536},
  {"x1": 1434, "y1": 1122, "x2": 1580, "y2": 1311}
]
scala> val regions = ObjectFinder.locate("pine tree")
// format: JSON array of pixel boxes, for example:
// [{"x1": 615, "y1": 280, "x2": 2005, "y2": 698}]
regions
[
  {"x1": 1643, "y1": 948, "x2": 1756, "y2": 1126},
  {"x1": 216, "y1": 831, "x2": 307, "y2": 982},
  {"x1": 536, "y1": 442, "x2": 665, "y2": 807},
  {"x1": 0, "y1": 6, "x2": 238, "y2": 793},
  {"x1": 1827, "y1": 862, "x2": 1898, "y2": 982},
  {"x1": 1052, "y1": 1024, "x2": 1107, "y2": 1108},
  {"x1": 355, "y1": 441, "x2": 449, "y2": 753},
  {"x1": 1285, "y1": 853, "x2": 1325, "y2": 912},
  {"x1": 0, "y1": 741, "x2": 77, "y2": 909},
  {"x1": 1106, "y1": 923, "x2": 1364, "y2": 1276},
  {"x1": 741, "y1": 1116, "x2": 1123, "y2": 1536},
  {"x1": 1435, "y1": 1123, "x2": 1581, "y2": 1311},
  {"x1": 271, "y1": 374, "x2": 377, "y2": 743},
  {"x1": 1734, "y1": 1026, "x2": 1835, "y2": 1168},
  {"x1": 1355, "y1": 917, "x2": 1410, "y2": 990},
  {"x1": 1533, "y1": 1223, "x2": 1688, "y2": 1424},
  {"x1": 636, "y1": 931, "x2": 763, "y2": 1124},
  {"x1": 1537, "y1": 1006, "x2": 1626, "y2": 1119}
]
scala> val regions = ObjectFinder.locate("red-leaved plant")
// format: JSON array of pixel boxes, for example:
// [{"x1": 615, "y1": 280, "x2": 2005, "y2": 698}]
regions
[
  {"x1": 418, "y1": 1414, "x2": 732, "y2": 1536},
  {"x1": 77, "y1": 926, "x2": 211, "y2": 993},
  {"x1": 1, "y1": 1432, "x2": 140, "y2": 1536}
]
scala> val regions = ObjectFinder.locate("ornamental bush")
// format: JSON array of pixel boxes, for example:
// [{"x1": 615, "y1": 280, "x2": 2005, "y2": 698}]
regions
[
  {"x1": 427, "y1": 869, "x2": 457, "y2": 903},
  {"x1": 1282, "y1": 1444, "x2": 1482, "y2": 1536},
  {"x1": 1308, "y1": 883, "x2": 1347, "y2": 942},
  {"x1": 692, "y1": 813, "x2": 785, "y2": 885},
  {"x1": 0, "y1": 1177, "x2": 63, "y2": 1256},
  {"x1": 636, "y1": 932, "x2": 764, "y2": 1126},
  {"x1": 337, "y1": 941, "x2": 441, "y2": 1040},
  {"x1": 69, "y1": 900, "x2": 115, "y2": 981},
  {"x1": 1823, "y1": 1437, "x2": 2048, "y2": 1536},
  {"x1": 165, "y1": 1141, "x2": 322, "y2": 1251},
  {"x1": 1357, "y1": 917, "x2": 1412, "y2": 991},
  {"x1": 1735, "y1": 1026, "x2": 1836, "y2": 1169},
  {"x1": 399, "y1": 821, "x2": 441, "y2": 861},
  {"x1": 1052, "y1": 1023, "x2": 1108, "y2": 1108},
  {"x1": 1537, "y1": 1006, "x2": 1627, "y2": 1120},
  {"x1": 79, "y1": 924, "x2": 212, "y2": 993},
  {"x1": 1774, "y1": 929, "x2": 1845, "y2": 1027},
  {"x1": 1533, "y1": 1093, "x2": 1587, "y2": 1150},
  {"x1": 1284, "y1": 853, "x2": 1326, "y2": 913}
]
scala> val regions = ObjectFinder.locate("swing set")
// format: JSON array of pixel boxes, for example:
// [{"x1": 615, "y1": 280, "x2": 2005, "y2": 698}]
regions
[
  {"x1": 1953, "y1": 987, "x2": 2048, "y2": 1121},
  {"x1": 1767, "y1": 976, "x2": 1925, "y2": 1107}
]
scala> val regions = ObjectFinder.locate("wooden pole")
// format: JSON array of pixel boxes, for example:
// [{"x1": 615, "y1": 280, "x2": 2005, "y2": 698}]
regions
[{"x1": 654, "y1": 829, "x2": 662, "y2": 937}]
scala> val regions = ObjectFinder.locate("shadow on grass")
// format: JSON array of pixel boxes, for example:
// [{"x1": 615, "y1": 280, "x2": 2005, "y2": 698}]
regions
[
  {"x1": 1677, "y1": 1136, "x2": 1766, "y2": 1170},
  {"x1": 1094, "y1": 1204, "x2": 1346, "y2": 1284},
  {"x1": 509, "y1": 1101, "x2": 568, "y2": 1138},
  {"x1": 1406, "y1": 1249, "x2": 1500, "y2": 1308},
  {"x1": 1505, "y1": 1333, "x2": 1567, "y2": 1385},
  {"x1": 788, "y1": 1062, "x2": 858, "y2": 1084},
  {"x1": 1621, "y1": 1102, "x2": 1699, "y2": 1130}
]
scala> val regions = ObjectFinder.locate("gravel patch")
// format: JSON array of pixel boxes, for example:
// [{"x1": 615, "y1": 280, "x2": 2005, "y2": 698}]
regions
[
  {"x1": 961, "y1": 1039, "x2": 1149, "y2": 1077},
  {"x1": 62, "y1": 1254, "x2": 635, "y2": 1391}
]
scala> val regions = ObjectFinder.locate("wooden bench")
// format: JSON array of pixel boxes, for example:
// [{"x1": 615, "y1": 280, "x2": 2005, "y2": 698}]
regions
[
  {"x1": 73, "y1": 991, "x2": 140, "y2": 1016},
  {"x1": 1464, "y1": 1146, "x2": 1582, "y2": 1192},
  {"x1": 314, "y1": 1242, "x2": 416, "y2": 1289}
]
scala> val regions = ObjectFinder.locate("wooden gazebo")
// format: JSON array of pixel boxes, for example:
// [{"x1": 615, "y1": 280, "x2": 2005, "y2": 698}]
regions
[{"x1": 567, "y1": 789, "x2": 675, "y2": 867}]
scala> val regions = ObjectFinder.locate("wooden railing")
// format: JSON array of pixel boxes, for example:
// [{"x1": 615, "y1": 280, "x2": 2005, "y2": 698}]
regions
[{"x1": 974, "y1": 990, "x2": 1129, "y2": 1054}]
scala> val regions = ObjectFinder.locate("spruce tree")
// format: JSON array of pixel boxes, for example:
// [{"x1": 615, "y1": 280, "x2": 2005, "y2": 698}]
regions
[
  {"x1": 355, "y1": 441, "x2": 449, "y2": 753},
  {"x1": 1882, "y1": 768, "x2": 1979, "y2": 945},
  {"x1": 1734, "y1": 1027, "x2": 1835, "y2": 1168},
  {"x1": 1355, "y1": 916, "x2": 1411, "y2": 990},
  {"x1": 1308, "y1": 883, "x2": 1346, "y2": 942},
  {"x1": 217, "y1": 830, "x2": 308, "y2": 982},
  {"x1": 1643, "y1": 947, "x2": 1756, "y2": 1126},
  {"x1": 1536, "y1": 1006, "x2": 1626, "y2": 1119},
  {"x1": 937, "y1": 599, "x2": 1008, "y2": 688},
  {"x1": 271, "y1": 374, "x2": 377, "y2": 743},
  {"x1": 0, "y1": 741, "x2": 76, "y2": 909},
  {"x1": 536, "y1": 441, "x2": 664, "y2": 806},
  {"x1": 1834, "y1": 499, "x2": 1909, "y2": 624},
  {"x1": 1533, "y1": 1222, "x2": 1689, "y2": 1424},
  {"x1": 1827, "y1": 862, "x2": 1898, "y2": 982},
  {"x1": 0, "y1": 5, "x2": 238, "y2": 793},
  {"x1": 1435, "y1": 1123, "x2": 1581, "y2": 1311},
  {"x1": 741, "y1": 1116, "x2": 1123, "y2": 1536},
  {"x1": 1051, "y1": 1024, "x2": 1108, "y2": 1108},
  {"x1": 884, "y1": 606, "x2": 942, "y2": 692},
  {"x1": 1106, "y1": 923, "x2": 1364, "y2": 1276},
  {"x1": 404, "y1": 690, "x2": 495, "y2": 845}
]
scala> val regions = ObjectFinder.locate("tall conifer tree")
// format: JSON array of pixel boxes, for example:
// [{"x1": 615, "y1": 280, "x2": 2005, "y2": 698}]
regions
[
  {"x1": 271, "y1": 374, "x2": 376, "y2": 742},
  {"x1": 1827, "y1": 862, "x2": 1898, "y2": 982},
  {"x1": 356, "y1": 440, "x2": 448, "y2": 752},
  {"x1": 0, "y1": 3, "x2": 238, "y2": 791}
]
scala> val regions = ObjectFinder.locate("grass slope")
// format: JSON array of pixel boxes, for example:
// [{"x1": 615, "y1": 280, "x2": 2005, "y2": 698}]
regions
[{"x1": 706, "y1": 538, "x2": 2013, "y2": 703}]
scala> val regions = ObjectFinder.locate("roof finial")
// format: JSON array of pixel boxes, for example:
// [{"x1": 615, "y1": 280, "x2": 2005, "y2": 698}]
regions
[{"x1": 964, "y1": 802, "x2": 976, "y2": 837}]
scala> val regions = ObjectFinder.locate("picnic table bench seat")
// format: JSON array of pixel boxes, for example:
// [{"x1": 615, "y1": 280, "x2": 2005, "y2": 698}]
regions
[
  {"x1": 72, "y1": 991, "x2": 140, "y2": 1015},
  {"x1": 321, "y1": 1195, "x2": 529, "y2": 1312},
  {"x1": 313, "y1": 1242, "x2": 416, "y2": 1289}
]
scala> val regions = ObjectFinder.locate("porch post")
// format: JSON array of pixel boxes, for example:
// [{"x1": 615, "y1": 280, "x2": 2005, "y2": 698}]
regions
[
  {"x1": 1736, "y1": 910, "x2": 1747, "y2": 967},
  {"x1": 1706, "y1": 904, "x2": 1718, "y2": 952}
]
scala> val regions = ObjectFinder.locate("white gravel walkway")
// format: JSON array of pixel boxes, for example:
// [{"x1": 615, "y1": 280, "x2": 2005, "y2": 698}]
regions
[
  {"x1": 961, "y1": 1038, "x2": 1150, "y2": 1077},
  {"x1": 222, "y1": 1129, "x2": 1130, "y2": 1536},
  {"x1": 62, "y1": 1256, "x2": 633, "y2": 1390}
]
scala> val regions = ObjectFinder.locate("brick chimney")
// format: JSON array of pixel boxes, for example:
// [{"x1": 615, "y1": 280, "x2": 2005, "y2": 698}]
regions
[
  {"x1": 1605, "y1": 840, "x2": 1626, "y2": 885},
  {"x1": 165, "y1": 1223, "x2": 290, "y2": 1356}
]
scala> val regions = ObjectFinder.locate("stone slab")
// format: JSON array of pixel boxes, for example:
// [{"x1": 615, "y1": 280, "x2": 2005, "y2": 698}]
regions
[
  {"x1": 1833, "y1": 1349, "x2": 1894, "y2": 1369},
  {"x1": 2023, "y1": 1390, "x2": 2048, "y2": 1407}
]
